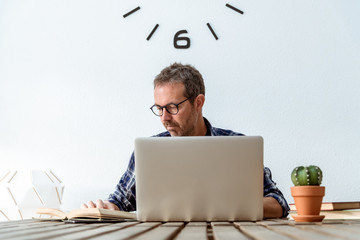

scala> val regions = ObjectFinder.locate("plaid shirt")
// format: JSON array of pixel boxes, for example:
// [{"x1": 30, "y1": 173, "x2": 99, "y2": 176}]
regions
[{"x1": 107, "y1": 118, "x2": 290, "y2": 217}]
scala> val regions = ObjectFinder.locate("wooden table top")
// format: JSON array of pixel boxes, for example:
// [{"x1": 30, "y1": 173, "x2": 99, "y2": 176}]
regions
[{"x1": 1, "y1": 219, "x2": 360, "y2": 240}]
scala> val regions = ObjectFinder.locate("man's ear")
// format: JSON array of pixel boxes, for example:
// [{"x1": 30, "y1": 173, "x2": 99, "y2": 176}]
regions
[{"x1": 195, "y1": 94, "x2": 205, "y2": 111}]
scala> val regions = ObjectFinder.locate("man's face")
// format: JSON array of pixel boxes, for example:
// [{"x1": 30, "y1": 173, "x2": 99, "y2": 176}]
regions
[{"x1": 154, "y1": 83, "x2": 199, "y2": 136}]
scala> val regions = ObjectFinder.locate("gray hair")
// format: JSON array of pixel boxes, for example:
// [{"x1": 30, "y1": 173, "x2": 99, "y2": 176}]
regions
[{"x1": 153, "y1": 63, "x2": 205, "y2": 102}]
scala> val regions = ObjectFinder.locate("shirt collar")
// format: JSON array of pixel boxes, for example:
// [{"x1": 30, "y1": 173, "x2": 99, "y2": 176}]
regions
[{"x1": 203, "y1": 117, "x2": 213, "y2": 136}]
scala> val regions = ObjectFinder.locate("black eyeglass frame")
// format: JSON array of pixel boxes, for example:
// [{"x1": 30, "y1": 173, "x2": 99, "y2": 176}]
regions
[{"x1": 150, "y1": 97, "x2": 191, "y2": 116}]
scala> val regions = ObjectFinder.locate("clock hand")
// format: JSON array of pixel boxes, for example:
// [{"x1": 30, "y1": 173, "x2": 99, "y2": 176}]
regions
[
  {"x1": 147, "y1": 24, "x2": 160, "y2": 41},
  {"x1": 226, "y1": 3, "x2": 244, "y2": 15},
  {"x1": 123, "y1": 6, "x2": 141, "y2": 18},
  {"x1": 207, "y1": 23, "x2": 218, "y2": 40}
]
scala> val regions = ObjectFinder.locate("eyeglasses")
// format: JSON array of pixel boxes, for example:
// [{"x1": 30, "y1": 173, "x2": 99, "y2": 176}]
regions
[{"x1": 150, "y1": 98, "x2": 190, "y2": 116}]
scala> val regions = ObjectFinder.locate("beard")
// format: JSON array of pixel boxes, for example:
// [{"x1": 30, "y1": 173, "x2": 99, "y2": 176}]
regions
[
  {"x1": 163, "y1": 116, "x2": 196, "y2": 136},
  {"x1": 164, "y1": 121, "x2": 194, "y2": 137}
]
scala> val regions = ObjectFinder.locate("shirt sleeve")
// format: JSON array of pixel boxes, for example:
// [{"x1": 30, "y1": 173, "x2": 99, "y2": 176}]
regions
[
  {"x1": 107, "y1": 152, "x2": 137, "y2": 211},
  {"x1": 263, "y1": 167, "x2": 290, "y2": 217}
]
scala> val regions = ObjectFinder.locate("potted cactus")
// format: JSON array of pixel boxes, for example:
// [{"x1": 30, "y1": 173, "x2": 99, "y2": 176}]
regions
[{"x1": 290, "y1": 165, "x2": 325, "y2": 222}]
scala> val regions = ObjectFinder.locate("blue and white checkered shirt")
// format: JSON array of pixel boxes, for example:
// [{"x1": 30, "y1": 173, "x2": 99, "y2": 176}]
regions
[{"x1": 107, "y1": 117, "x2": 290, "y2": 217}]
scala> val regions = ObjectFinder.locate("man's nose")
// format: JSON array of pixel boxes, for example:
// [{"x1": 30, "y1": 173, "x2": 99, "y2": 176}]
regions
[{"x1": 161, "y1": 109, "x2": 172, "y2": 121}]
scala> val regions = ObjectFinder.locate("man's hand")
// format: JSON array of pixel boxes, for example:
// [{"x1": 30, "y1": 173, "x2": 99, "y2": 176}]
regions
[{"x1": 81, "y1": 200, "x2": 119, "y2": 210}]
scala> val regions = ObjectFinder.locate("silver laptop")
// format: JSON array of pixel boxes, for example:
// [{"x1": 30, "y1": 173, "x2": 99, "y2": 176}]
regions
[{"x1": 135, "y1": 136, "x2": 264, "y2": 221}]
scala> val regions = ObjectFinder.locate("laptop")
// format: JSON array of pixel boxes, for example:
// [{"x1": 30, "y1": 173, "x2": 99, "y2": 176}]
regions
[{"x1": 134, "y1": 136, "x2": 264, "y2": 221}]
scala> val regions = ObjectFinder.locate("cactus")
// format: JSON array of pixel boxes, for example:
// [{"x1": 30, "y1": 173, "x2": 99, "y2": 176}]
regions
[{"x1": 291, "y1": 165, "x2": 323, "y2": 186}]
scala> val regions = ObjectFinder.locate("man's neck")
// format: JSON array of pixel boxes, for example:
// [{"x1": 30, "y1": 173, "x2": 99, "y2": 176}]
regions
[{"x1": 195, "y1": 116, "x2": 207, "y2": 136}]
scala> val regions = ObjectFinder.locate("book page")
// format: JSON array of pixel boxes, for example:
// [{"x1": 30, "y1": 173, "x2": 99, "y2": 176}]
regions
[{"x1": 36, "y1": 208, "x2": 67, "y2": 219}]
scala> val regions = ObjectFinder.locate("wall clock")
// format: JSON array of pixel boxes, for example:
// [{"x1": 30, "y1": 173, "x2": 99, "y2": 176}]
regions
[{"x1": 122, "y1": 2, "x2": 244, "y2": 49}]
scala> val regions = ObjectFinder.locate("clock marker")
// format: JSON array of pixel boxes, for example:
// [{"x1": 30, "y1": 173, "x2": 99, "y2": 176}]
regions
[
  {"x1": 226, "y1": 4, "x2": 244, "y2": 15},
  {"x1": 123, "y1": 6, "x2": 141, "y2": 18},
  {"x1": 207, "y1": 23, "x2": 218, "y2": 40},
  {"x1": 147, "y1": 24, "x2": 159, "y2": 41}
]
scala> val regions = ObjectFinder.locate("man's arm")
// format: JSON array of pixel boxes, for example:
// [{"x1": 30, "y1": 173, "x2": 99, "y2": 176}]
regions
[
  {"x1": 263, "y1": 197, "x2": 283, "y2": 218},
  {"x1": 263, "y1": 167, "x2": 290, "y2": 218}
]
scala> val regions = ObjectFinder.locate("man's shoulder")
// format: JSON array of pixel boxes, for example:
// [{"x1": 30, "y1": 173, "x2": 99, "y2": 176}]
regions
[
  {"x1": 204, "y1": 118, "x2": 245, "y2": 136},
  {"x1": 152, "y1": 131, "x2": 171, "y2": 137},
  {"x1": 211, "y1": 127, "x2": 245, "y2": 136}
]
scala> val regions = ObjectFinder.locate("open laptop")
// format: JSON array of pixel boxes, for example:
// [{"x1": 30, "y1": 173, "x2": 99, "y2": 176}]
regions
[{"x1": 134, "y1": 136, "x2": 264, "y2": 221}]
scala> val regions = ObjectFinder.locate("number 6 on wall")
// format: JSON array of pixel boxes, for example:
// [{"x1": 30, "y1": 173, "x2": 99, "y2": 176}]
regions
[{"x1": 174, "y1": 30, "x2": 190, "y2": 49}]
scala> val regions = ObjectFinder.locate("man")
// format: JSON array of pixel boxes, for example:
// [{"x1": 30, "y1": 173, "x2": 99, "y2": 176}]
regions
[{"x1": 82, "y1": 63, "x2": 290, "y2": 218}]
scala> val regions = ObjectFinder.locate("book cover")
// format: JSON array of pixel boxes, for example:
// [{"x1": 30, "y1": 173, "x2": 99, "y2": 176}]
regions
[
  {"x1": 289, "y1": 202, "x2": 360, "y2": 211},
  {"x1": 36, "y1": 208, "x2": 137, "y2": 220},
  {"x1": 289, "y1": 209, "x2": 360, "y2": 220}
]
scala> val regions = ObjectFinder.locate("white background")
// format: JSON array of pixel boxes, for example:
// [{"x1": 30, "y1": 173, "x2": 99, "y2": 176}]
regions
[{"x1": 1, "y1": 0, "x2": 359, "y2": 211}]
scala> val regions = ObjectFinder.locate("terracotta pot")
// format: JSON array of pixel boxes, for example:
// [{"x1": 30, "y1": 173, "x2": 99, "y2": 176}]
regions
[{"x1": 291, "y1": 186, "x2": 325, "y2": 222}]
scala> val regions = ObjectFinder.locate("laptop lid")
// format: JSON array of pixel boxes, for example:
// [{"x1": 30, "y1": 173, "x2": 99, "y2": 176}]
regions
[{"x1": 135, "y1": 136, "x2": 264, "y2": 221}]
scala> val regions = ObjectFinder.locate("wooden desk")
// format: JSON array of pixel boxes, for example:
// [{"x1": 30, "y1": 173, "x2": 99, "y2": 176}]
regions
[{"x1": 1, "y1": 219, "x2": 360, "y2": 240}]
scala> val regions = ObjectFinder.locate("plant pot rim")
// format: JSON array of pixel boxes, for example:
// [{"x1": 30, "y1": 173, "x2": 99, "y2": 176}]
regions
[{"x1": 291, "y1": 186, "x2": 325, "y2": 197}]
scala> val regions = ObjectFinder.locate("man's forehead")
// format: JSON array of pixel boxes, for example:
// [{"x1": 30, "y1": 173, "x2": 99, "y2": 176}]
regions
[
  {"x1": 154, "y1": 81, "x2": 184, "y2": 89},
  {"x1": 154, "y1": 82, "x2": 185, "y2": 95},
  {"x1": 154, "y1": 83, "x2": 186, "y2": 104}
]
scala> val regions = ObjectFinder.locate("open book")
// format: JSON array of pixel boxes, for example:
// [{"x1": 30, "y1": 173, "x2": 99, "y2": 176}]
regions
[
  {"x1": 289, "y1": 201, "x2": 360, "y2": 211},
  {"x1": 36, "y1": 208, "x2": 137, "y2": 221},
  {"x1": 289, "y1": 210, "x2": 360, "y2": 220}
]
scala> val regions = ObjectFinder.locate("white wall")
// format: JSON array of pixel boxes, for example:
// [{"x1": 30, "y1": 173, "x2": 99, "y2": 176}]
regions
[{"x1": 1, "y1": 0, "x2": 359, "y2": 211}]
